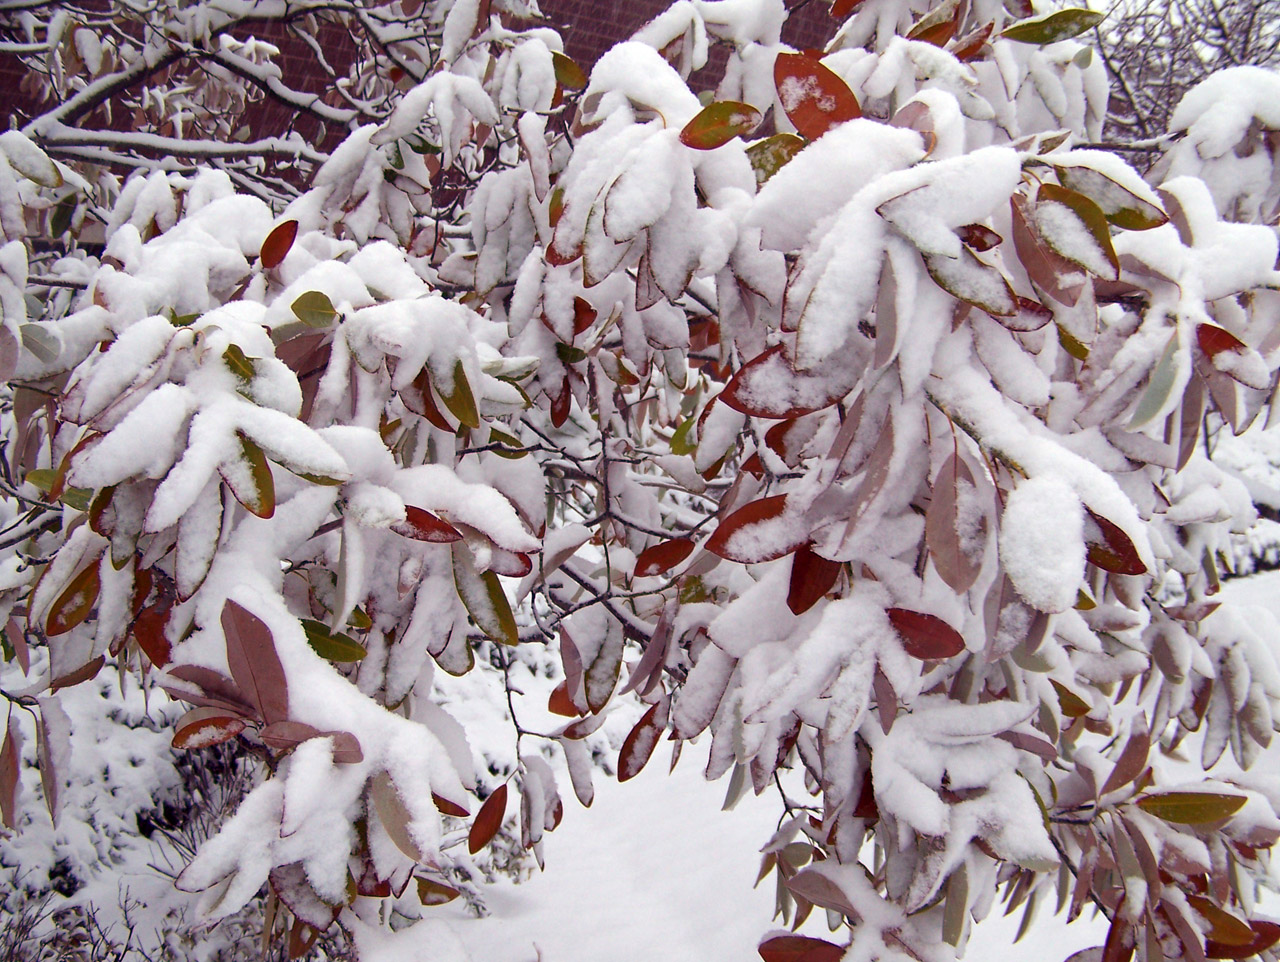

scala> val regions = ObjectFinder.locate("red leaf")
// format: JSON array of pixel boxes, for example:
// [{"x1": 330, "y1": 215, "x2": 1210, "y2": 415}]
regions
[
  {"x1": 618, "y1": 699, "x2": 669, "y2": 782},
  {"x1": 392, "y1": 506, "x2": 463, "y2": 543},
  {"x1": 221, "y1": 599, "x2": 289, "y2": 725},
  {"x1": 132, "y1": 603, "x2": 171, "y2": 668},
  {"x1": 958, "y1": 223, "x2": 1002, "y2": 252},
  {"x1": 706, "y1": 495, "x2": 807, "y2": 564},
  {"x1": 468, "y1": 782, "x2": 508, "y2": 854},
  {"x1": 925, "y1": 453, "x2": 983, "y2": 593},
  {"x1": 487, "y1": 548, "x2": 533, "y2": 578},
  {"x1": 887, "y1": 608, "x2": 966, "y2": 659},
  {"x1": 634, "y1": 538, "x2": 696, "y2": 578},
  {"x1": 433, "y1": 792, "x2": 469, "y2": 817},
  {"x1": 260, "y1": 220, "x2": 298, "y2": 269},
  {"x1": 1102, "y1": 914, "x2": 1135, "y2": 962},
  {"x1": 759, "y1": 934, "x2": 845, "y2": 962},
  {"x1": 548, "y1": 680, "x2": 581, "y2": 718},
  {"x1": 830, "y1": 0, "x2": 864, "y2": 16},
  {"x1": 1084, "y1": 510, "x2": 1147, "y2": 576},
  {"x1": 0, "y1": 726, "x2": 19, "y2": 830},
  {"x1": 1207, "y1": 921, "x2": 1280, "y2": 959},
  {"x1": 50, "y1": 655, "x2": 105, "y2": 691},
  {"x1": 787, "y1": 544, "x2": 841, "y2": 615},
  {"x1": 720, "y1": 344, "x2": 854, "y2": 418},
  {"x1": 572, "y1": 297, "x2": 596, "y2": 335},
  {"x1": 1197, "y1": 324, "x2": 1246, "y2": 360},
  {"x1": 288, "y1": 918, "x2": 321, "y2": 960},
  {"x1": 550, "y1": 377, "x2": 571, "y2": 427},
  {"x1": 172, "y1": 707, "x2": 246, "y2": 750},
  {"x1": 774, "y1": 53, "x2": 861, "y2": 141},
  {"x1": 952, "y1": 22, "x2": 994, "y2": 60}
]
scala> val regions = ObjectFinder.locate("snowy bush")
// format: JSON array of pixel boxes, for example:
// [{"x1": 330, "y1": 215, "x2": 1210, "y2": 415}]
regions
[{"x1": 4, "y1": 1, "x2": 1280, "y2": 960}]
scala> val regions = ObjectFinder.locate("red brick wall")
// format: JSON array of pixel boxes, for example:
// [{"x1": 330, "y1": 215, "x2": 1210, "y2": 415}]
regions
[{"x1": 1, "y1": 2, "x2": 840, "y2": 151}]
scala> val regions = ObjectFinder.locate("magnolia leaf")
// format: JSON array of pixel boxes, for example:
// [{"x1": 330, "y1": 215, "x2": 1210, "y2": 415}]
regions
[
  {"x1": 1001, "y1": 8, "x2": 1105, "y2": 44},
  {"x1": 1051, "y1": 679, "x2": 1091, "y2": 718},
  {"x1": 50, "y1": 655, "x2": 105, "y2": 691},
  {"x1": 1055, "y1": 165, "x2": 1167, "y2": 230},
  {"x1": 1187, "y1": 896, "x2": 1256, "y2": 948},
  {"x1": 221, "y1": 599, "x2": 289, "y2": 725},
  {"x1": 548, "y1": 681, "x2": 580, "y2": 718},
  {"x1": 0, "y1": 131, "x2": 62, "y2": 187},
  {"x1": 1036, "y1": 183, "x2": 1120, "y2": 280},
  {"x1": 924, "y1": 248, "x2": 1017, "y2": 316},
  {"x1": 452, "y1": 543, "x2": 519, "y2": 645},
  {"x1": 440, "y1": 360, "x2": 480, "y2": 429},
  {"x1": 634, "y1": 538, "x2": 695, "y2": 578},
  {"x1": 220, "y1": 433, "x2": 276, "y2": 519},
  {"x1": 958, "y1": 224, "x2": 1002, "y2": 252},
  {"x1": 1197, "y1": 323, "x2": 1246, "y2": 359},
  {"x1": 758, "y1": 933, "x2": 845, "y2": 961},
  {"x1": 887, "y1": 608, "x2": 966, "y2": 659},
  {"x1": 468, "y1": 782, "x2": 508, "y2": 854},
  {"x1": 787, "y1": 544, "x2": 841, "y2": 615},
  {"x1": 1100, "y1": 723, "x2": 1150, "y2": 796},
  {"x1": 1205, "y1": 921, "x2": 1280, "y2": 959},
  {"x1": 680, "y1": 101, "x2": 762, "y2": 150},
  {"x1": 392, "y1": 506, "x2": 463, "y2": 543},
  {"x1": 1011, "y1": 194, "x2": 1084, "y2": 306},
  {"x1": 746, "y1": 133, "x2": 806, "y2": 185},
  {"x1": 551, "y1": 51, "x2": 587, "y2": 90},
  {"x1": 907, "y1": 0, "x2": 961, "y2": 45},
  {"x1": 618, "y1": 699, "x2": 669, "y2": 782},
  {"x1": 433, "y1": 792, "x2": 469, "y2": 817},
  {"x1": 1084, "y1": 509, "x2": 1146, "y2": 575},
  {"x1": 46, "y1": 554, "x2": 101, "y2": 636},
  {"x1": 301, "y1": 619, "x2": 367, "y2": 662},
  {"x1": 260, "y1": 220, "x2": 298, "y2": 269},
  {"x1": 417, "y1": 877, "x2": 461, "y2": 906},
  {"x1": 773, "y1": 53, "x2": 860, "y2": 141},
  {"x1": 1135, "y1": 791, "x2": 1246, "y2": 824},
  {"x1": 830, "y1": 0, "x2": 865, "y2": 16},
  {"x1": 706, "y1": 495, "x2": 807, "y2": 564},
  {"x1": 1128, "y1": 332, "x2": 1180, "y2": 428},
  {"x1": 720, "y1": 345, "x2": 853, "y2": 418},
  {"x1": 0, "y1": 725, "x2": 19, "y2": 830},
  {"x1": 171, "y1": 707, "x2": 247, "y2": 750},
  {"x1": 371, "y1": 771, "x2": 423, "y2": 862},
  {"x1": 926, "y1": 453, "x2": 983, "y2": 593},
  {"x1": 291, "y1": 291, "x2": 338, "y2": 328}
]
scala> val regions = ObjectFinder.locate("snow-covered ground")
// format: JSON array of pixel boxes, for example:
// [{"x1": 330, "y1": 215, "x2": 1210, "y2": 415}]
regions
[{"x1": 427, "y1": 569, "x2": 1280, "y2": 962}]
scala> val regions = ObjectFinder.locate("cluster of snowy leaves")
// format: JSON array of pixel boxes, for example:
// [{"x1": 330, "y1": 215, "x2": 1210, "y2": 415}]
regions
[{"x1": 4, "y1": 0, "x2": 1280, "y2": 960}]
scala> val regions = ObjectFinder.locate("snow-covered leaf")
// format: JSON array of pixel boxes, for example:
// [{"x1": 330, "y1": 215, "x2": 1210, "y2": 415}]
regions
[{"x1": 773, "y1": 53, "x2": 861, "y2": 141}]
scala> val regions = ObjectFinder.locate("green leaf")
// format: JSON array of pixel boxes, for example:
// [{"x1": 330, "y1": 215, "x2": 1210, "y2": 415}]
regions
[
  {"x1": 555, "y1": 342, "x2": 588, "y2": 365},
  {"x1": 292, "y1": 291, "x2": 339, "y2": 328},
  {"x1": 679, "y1": 101, "x2": 762, "y2": 150},
  {"x1": 221, "y1": 433, "x2": 276, "y2": 519},
  {"x1": 452, "y1": 543, "x2": 519, "y2": 646},
  {"x1": 1036, "y1": 182, "x2": 1120, "y2": 279},
  {"x1": 1000, "y1": 8, "x2": 1105, "y2": 44},
  {"x1": 1057, "y1": 323, "x2": 1090, "y2": 360},
  {"x1": 439, "y1": 360, "x2": 481, "y2": 429},
  {"x1": 746, "y1": 133, "x2": 806, "y2": 186},
  {"x1": 1128, "y1": 332, "x2": 1180, "y2": 428},
  {"x1": 1135, "y1": 791, "x2": 1246, "y2": 824},
  {"x1": 223, "y1": 344, "x2": 256, "y2": 383},
  {"x1": 552, "y1": 51, "x2": 588, "y2": 91},
  {"x1": 302, "y1": 619, "x2": 367, "y2": 662},
  {"x1": 669, "y1": 418, "x2": 696, "y2": 456},
  {"x1": 1055, "y1": 165, "x2": 1168, "y2": 230}
]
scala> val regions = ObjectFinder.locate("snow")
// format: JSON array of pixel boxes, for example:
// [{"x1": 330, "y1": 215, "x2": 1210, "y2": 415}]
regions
[{"x1": 999, "y1": 475, "x2": 1085, "y2": 613}]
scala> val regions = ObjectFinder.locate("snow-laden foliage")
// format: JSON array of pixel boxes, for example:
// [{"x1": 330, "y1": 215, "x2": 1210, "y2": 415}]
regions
[{"x1": 4, "y1": 1, "x2": 1280, "y2": 960}]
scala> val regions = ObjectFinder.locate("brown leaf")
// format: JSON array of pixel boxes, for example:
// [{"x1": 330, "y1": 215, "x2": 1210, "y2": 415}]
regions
[
  {"x1": 706, "y1": 495, "x2": 806, "y2": 564},
  {"x1": 433, "y1": 792, "x2": 469, "y2": 817},
  {"x1": 0, "y1": 725, "x2": 20, "y2": 830},
  {"x1": 1100, "y1": 722, "x2": 1150, "y2": 796},
  {"x1": 719, "y1": 344, "x2": 854, "y2": 418},
  {"x1": 391, "y1": 506, "x2": 463, "y2": 543},
  {"x1": 1084, "y1": 509, "x2": 1147, "y2": 575},
  {"x1": 468, "y1": 782, "x2": 508, "y2": 854},
  {"x1": 50, "y1": 655, "x2": 105, "y2": 691},
  {"x1": 547, "y1": 680, "x2": 581, "y2": 718},
  {"x1": 221, "y1": 599, "x2": 289, "y2": 725},
  {"x1": 46, "y1": 554, "x2": 102, "y2": 636},
  {"x1": 417, "y1": 876, "x2": 461, "y2": 906},
  {"x1": 958, "y1": 223, "x2": 1002, "y2": 252},
  {"x1": 1206, "y1": 921, "x2": 1280, "y2": 959},
  {"x1": 270, "y1": 862, "x2": 340, "y2": 930},
  {"x1": 925, "y1": 453, "x2": 983, "y2": 593},
  {"x1": 171, "y1": 707, "x2": 247, "y2": 750},
  {"x1": 260, "y1": 220, "x2": 298, "y2": 269},
  {"x1": 887, "y1": 608, "x2": 965, "y2": 659},
  {"x1": 773, "y1": 53, "x2": 861, "y2": 141},
  {"x1": 758, "y1": 934, "x2": 845, "y2": 962},
  {"x1": 371, "y1": 771, "x2": 424, "y2": 862},
  {"x1": 634, "y1": 538, "x2": 696, "y2": 578},
  {"x1": 618, "y1": 699, "x2": 670, "y2": 782},
  {"x1": 787, "y1": 544, "x2": 841, "y2": 615}
]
